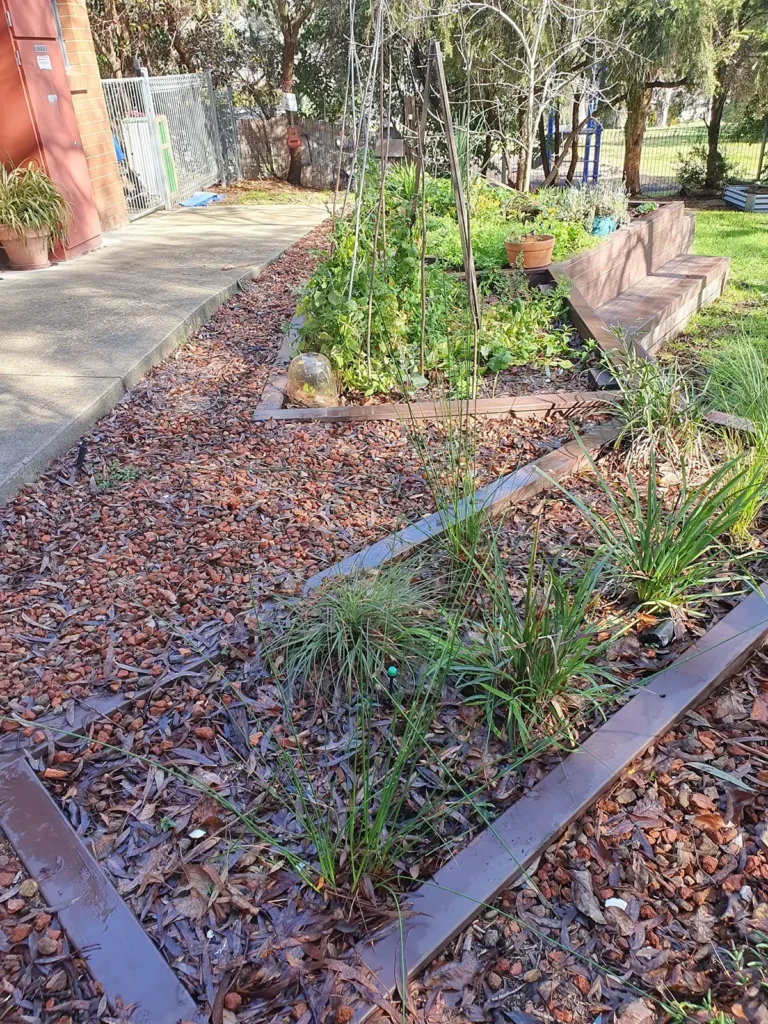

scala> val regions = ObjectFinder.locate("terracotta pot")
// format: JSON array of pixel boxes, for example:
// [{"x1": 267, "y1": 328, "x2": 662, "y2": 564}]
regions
[
  {"x1": 504, "y1": 234, "x2": 555, "y2": 269},
  {"x1": 0, "y1": 227, "x2": 51, "y2": 270}
]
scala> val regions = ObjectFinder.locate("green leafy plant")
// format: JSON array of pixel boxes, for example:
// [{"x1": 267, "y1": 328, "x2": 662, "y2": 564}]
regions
[
  {"x1": 558, "y1": 450, "x2": 757, "y2": 615},
  {"x1": 635, "y1": 201, "x2": 658, "y2": 214},
  {"x1": 0, "y1": 163, "x2": 68, "y2": 243},
  {"x1": 453, "y1": 529, "x2": 617, "y2": 749}
]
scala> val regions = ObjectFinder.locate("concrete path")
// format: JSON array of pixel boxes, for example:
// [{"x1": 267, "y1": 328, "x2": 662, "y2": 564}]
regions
[{"x1": 0, "y1": 203, "x2": 328, "y2": 503}]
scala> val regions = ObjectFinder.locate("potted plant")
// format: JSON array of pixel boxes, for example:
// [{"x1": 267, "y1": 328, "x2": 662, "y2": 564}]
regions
[
  {"x1": 0, "y1": 163, "x2": 68, "y2": 271},
  {"x1": 589, "y1": 182, "x2": 630, "y2": 236},
  {"x1": 504, "y1": 226, "x2": 555, "y2": 269}
]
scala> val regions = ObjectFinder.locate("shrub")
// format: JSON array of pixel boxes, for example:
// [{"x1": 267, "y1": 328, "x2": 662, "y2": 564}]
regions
[{"x1": 676, "y1": 145, "x2": 737, "y2": 191}]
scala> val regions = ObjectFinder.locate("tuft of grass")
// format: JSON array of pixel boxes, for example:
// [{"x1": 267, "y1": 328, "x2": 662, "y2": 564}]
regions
[
  {"x1": 555, "y1": 450, "x2": 758, "y2": 616},
  {"x1": 452, "y1": 528, "x2": 619, "y2": 749},
  {"x1": 269, "y1": 563, "x2": 439, "y2": 703},
  {"x1": 611, "y1": 351, "x2": 709, "y2": 469},
  {"x1": 95, "y1": 459, "x2": 139, "y2": 490},
  {"x1": 705, "y1": 331, "x2": 768, "y2": 542}
]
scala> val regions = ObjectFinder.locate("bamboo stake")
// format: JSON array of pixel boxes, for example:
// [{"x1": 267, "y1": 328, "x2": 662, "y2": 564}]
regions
[{"x1": 431, "y1": 41, "x2": 481, "y2": 393}]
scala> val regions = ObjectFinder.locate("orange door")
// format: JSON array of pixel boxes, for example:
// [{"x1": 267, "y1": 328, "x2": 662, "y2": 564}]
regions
[{"x1": 14, "y1": 35, "x2": 102, "y2": 256}]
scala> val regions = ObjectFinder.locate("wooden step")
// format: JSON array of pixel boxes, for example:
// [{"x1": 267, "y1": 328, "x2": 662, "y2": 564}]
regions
[{"x1": 595, "y1": 253, "x2": 730, "y2": 354}]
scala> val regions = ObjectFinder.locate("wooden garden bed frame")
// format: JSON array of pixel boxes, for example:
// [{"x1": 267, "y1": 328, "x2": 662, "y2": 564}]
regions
[{"x1": 2, "y1": 407, "x2": 765, "y2": 1023}]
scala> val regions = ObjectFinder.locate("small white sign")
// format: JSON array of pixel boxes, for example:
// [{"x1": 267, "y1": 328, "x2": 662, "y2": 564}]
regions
[
  {"x1": 282, "y1": 91, "x2": 297, "y2": 112},
  {"x1": 36, "y1": 54, "x2": 53, "y2": 70}
]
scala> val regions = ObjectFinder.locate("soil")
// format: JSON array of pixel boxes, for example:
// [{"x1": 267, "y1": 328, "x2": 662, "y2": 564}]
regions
[{"x1": 217, "y1": 178, "x2": 332, "y2": 206}]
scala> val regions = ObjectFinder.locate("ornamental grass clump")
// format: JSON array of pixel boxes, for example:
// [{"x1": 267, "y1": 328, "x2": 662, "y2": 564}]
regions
[
  {"x1": 560, "y1": 450, "x2": 759, "y2": 616},
  {"x1": 0, "y1": 163, "x2": 68, "y2": 243},
  {"x1": 453, "y1": 530, "x2": 618, "y2": 750},
  {"x1": 270, "y1": 563, "x2": 440, "y2": 703}
]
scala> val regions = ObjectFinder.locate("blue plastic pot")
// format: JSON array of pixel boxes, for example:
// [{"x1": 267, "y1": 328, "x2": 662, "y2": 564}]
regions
[{"x1": 592, "y1": 216, "x2": 617, "y2": 236}]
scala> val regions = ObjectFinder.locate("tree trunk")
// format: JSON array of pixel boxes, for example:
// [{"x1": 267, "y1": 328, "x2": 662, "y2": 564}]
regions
[
  {"x1": 281, "y1": 32, "x2": 303, "y2": 186},
  {"x1": 102, "y1": 0, "x2": 123, "y2": 76},
  {"x1": 623, "y1": 83, "x2": 653, "y2": 195},
  {"x1": 537, "y1": 113, "x2": 551, "y2": 177},
  {"x1": 566, "y1": 96, "x2": 580, "y2": 184},
  {"x1": 705, "y1": 70, "x2": 728, "y2": 189},
  {"x1": 481, "y1": 131, "x2": 493, "y2": 176}
]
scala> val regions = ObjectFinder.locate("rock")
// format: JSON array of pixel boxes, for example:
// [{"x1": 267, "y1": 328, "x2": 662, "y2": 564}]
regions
[
  {"x1": 483, "y1": 927, "x2": 500, "y2": 949},
  {"x1": 36, "y1": 934, "x2": 60, "y2": 956},
  {"x1": 614, "y1": 787, "x2": 637, "y2": 805},
  {"x1": 6, "y1": 899, "x2": 25, "y2": 913},
  {"x1": 285, "y1": 353, "x2": 339, "y2": 409},
  {"x1": 9, "y1": 923, "x2": 33, "y2": 943},
  {"x1": 224, "y1": 994, "x2": 242, "y2": 1011},
  {"x1": 487, "y1": 971, "x2": 503, "y2": 991},
  {"x1": 682, "y1": 733, "x2": 702, "y2": 754},
  {"x1": 617, "y1": 999, "x2": 657, "y2": 1024},
  {"x1": 523, "y1": 969, "x2": 541, "y2": 983},
  {"x1": 699, "y1": 834, "x2": 720, "y2": 858},
  {"x1": 19, "y1": 879, "x2": 39, "y2": 898},
  {"x1": 755, "y1": 821, "x2": 768, "y2": 849}
]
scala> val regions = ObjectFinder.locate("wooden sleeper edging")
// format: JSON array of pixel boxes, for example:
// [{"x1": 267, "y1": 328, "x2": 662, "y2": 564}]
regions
[
  {"x1": 352, "y1": 583, "x2": 768, "y2": 1021},
  {"x1": 252, "y1": 391, "x2": 617, "y2": 423},
  {"x1": 0, "y1": 757, "x2": 203, "y2": 1024},
  {"x1": 303, "y1": 418, "x2": 620, "y2": 594}
]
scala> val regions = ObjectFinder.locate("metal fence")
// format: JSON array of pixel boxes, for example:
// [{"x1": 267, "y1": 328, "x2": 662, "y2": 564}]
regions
[{"x1": 103, "y1": 70, "x2": 239, "y2": 221}]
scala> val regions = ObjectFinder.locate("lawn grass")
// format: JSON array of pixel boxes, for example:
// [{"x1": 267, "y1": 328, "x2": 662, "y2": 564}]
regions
[
  {"x1": 597, "y1": 126, "x2": 762, "y2": 190},
  {"x1": 673, "y1": 210, "x2": 768, "y2": 362}
]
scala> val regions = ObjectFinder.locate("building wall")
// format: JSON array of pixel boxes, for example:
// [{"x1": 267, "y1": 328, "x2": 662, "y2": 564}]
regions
[{"x1": 55, "y1": 0, "x2": 128, "y2": 231}]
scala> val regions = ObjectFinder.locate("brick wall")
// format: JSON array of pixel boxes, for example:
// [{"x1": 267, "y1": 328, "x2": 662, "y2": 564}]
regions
[{"x1": 55, "y1": 0, "x2": 128, "y2": 231}]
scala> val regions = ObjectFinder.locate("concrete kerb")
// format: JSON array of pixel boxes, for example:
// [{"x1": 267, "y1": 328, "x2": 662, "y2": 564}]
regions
[{"x1": 1, "y1": 259, "x2": 275, "y2": 505}]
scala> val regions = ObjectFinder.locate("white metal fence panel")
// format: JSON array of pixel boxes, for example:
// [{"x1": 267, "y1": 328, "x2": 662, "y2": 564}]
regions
[
  {"x1": 148, "y1": 72, "x2": 220, "y2": 203},
  {"x1": 102, "y1": 71, "x2": 223, "y2": 221},
  {"x1": 102, "y1": 76, "x2": 165, "y2": 220}
]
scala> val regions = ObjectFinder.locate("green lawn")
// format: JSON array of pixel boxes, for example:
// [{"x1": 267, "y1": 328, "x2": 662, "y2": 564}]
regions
[
  {"x1": 676, "y1": 210, "x2": 768, "y2": 362},
  {"x1": 596, "y1": 125, "x2": 762, "y2": 193}
]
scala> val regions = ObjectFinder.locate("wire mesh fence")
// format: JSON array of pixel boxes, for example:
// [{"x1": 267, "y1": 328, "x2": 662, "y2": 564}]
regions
[{"x1": 102, "y1": 71, "x2": 231, "y2": 220}]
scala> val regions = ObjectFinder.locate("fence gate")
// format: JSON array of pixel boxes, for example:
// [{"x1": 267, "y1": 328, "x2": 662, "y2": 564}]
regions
[{"x1": 103, "y1": 70, "x2": 233, "y2": 221}]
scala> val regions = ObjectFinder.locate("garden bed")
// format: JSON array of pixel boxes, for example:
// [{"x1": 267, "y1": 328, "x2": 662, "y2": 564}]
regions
[
  {"x1": 404, "y1": 648, "x2": 768, "y2": 1024},
  {"x1": 14, "y1": 425, "x2": 765, "y2": 1024},
  {"x1": 1, "y1": 205, "x2": 763, "y2": 1024}
]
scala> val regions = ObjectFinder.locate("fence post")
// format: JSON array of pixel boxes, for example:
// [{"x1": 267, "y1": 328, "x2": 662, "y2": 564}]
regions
[
  {"x1": 227, "y1": 84, "x2": 243, "y2": 181},
  {"x1": 757, "y1": 117, "x2": 768, "y2": 183},
  {"x1": 204, "y1": 70, "x2": 226, "y2": 186},
  {"x1": 140, "y1": 69, "x2": 172, "y2": 210}
]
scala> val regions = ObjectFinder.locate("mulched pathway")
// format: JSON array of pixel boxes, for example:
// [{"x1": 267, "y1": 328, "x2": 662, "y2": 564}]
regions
[{"x1": 409, "y1": 651, "x2": 768, "y2": 1024}]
